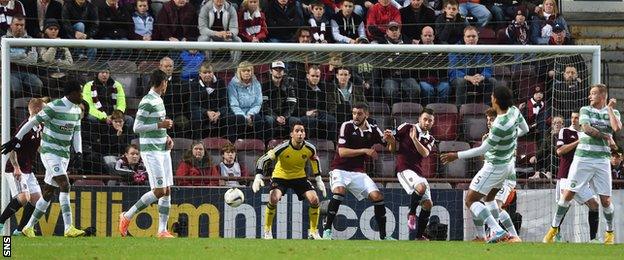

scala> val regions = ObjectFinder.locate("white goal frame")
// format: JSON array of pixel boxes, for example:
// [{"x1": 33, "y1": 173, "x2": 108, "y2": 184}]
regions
[{"x1": 0, "y1": 38, "x2": 601, "y2": 235}]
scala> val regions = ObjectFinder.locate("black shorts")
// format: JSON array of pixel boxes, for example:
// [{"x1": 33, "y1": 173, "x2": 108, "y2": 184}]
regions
[{"x1": 270, "y1": 177, "x2": 315, "y2": 201}]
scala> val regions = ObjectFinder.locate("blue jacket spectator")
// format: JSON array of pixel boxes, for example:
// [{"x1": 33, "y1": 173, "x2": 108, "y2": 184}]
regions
[
  {"x1": 180, "y1": 50, "x2": 205, "y2": 81},
  {"x1": 227, "y1": 61, "x2": 272, "y2": 140}
]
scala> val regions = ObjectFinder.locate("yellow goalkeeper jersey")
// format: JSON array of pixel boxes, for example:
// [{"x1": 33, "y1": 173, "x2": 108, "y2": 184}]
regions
[{"x1": 256, "y1": 140, "x2": 320, "y2": 180}]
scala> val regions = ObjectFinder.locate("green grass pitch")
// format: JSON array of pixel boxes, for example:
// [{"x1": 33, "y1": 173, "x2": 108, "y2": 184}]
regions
[{"x1": 9, "y1": 237, "x2": 623, "y2": 259}]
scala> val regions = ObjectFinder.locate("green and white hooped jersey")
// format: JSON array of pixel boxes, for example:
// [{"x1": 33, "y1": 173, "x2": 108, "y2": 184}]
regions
[
  {"x1": 135, "y1": 90, "x2": 168, "y2": 152},
  {"x1": 483, "y1": 106, "x2": 526, "y2": 165},
  {"x1": 35, "y1": 97, "x2": 81, "y2": 159},
  {"x1": 575, "y1": 105, "x2": 621, "y2": 159}
]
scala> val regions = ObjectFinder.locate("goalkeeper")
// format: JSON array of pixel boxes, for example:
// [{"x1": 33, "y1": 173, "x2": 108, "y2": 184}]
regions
[{"x1": 254, "y1": 122, "x2": 326, "y2": 240}]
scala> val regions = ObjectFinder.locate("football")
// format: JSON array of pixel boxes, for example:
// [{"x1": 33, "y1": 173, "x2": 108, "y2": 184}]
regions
[{"x1": 224, "y1": 188, "x2": 245, "y2": 207}]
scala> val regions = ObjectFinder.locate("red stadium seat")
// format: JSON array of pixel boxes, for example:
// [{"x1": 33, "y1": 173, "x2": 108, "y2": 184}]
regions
[
  {"x1": 426, "y1": 103, "x2": 458, "y2": 141},
  {"x1": 309, "y1": 139, "x2": 335, "y2": 176},
  {"x1": 460, "y1": 103, "x2": 490, "y2": 141},
  {"x1": 392, "y1": 102, "x2": 423, "y2": 125},
  {"x1": 73, "y1": 179, "x2": 105, "y2": 186},
  {"x1": 478, "y1": 27, "x2": 498, "y2": 44},
  {"x1": 368, "y1": 101, "x2": 393, "y2": 129},
  {"x1": 372, "y1": 144, "x2": 395, "y2": 177},
  {"x1": 267, "y1": 139, "x2": 286, "y2": 150},
  {"x1": 125, "y1": 98, "x2": 141, "y2": 118},
  {"x1": 203, "y1": 137, "x2": 232, "y2": 165},
  {"x1": 12, "y1": 97, "x2": 31, "y2": 127},
  {"x1": 438, "y1": 141, "x2": 471, "y2": 178},
  {"x1": 234, "y1": 139, "x2": 266, "y2": 176},
  {"x1": 516, "y1": 141, "x2": 537, "y2": 167},
  {"x1": 171, "y1": 138, "x2": 194, "y2": 170}
]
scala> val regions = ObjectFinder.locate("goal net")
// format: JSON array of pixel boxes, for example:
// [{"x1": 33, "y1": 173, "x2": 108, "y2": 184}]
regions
[{"x1": 2, "y1": 39, "x2": 611, "y2": 242}]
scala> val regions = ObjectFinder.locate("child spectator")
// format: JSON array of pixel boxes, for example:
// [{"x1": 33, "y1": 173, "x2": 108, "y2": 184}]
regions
[
  {"x1": 129, "y1": 0, "x2": 154, "y2": 41},
  {"x1": 308, "y1": 1, "x2": 331, "y2": 43},
  {"x1": 331, "y1": 0, "x2": 366, "y2": 44},
  {"x1": 519, "y1": 85, "x2": 548, "y2": 137},
  {"x1": 115, "y1": 144, "x2": 148, "y2": 185},
  {"x1": 176, "y1": 141, "x2": 214, "y2": 186},
  {"x1": 505, "y1": 9, "x2": 529, "y2": 45},
  {"x1": 211, "y1": 143, "x2": 249, "y2": 187},
  {"x1": 179, "y1": 49, "x2": 205, "y2": 81},
  {"x1": 238, "y1": 0, "x2": 268, "y2": 42},
  {"x1": 435, "y1": 0, "x2": 465, "y2": 44}
]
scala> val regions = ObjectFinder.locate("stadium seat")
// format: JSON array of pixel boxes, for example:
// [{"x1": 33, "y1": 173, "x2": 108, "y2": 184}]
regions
[
  {"x1": 459, "y1": 103, "x2": 490, "y2": 141},
  {"x1": 73, "y1": 179, "x2": 105, "y2": 186},
  {"x1": 107, "y1": 60, "x2": 137, "y2": 72},
  {"x1": 103, "y1": 155, "x2": 118, "y2": 174},
  {"x1": 429, "y1": 182, "x2": 452, "y2": 189},
  {"x1": 438, "y1": 141, "x2": 471, "y2": 178},
  {"x1": 12, "y1": 97, "x2": 31, "y2": 126},
  {"x1": 234, "y1": 139, "x2": 266, "y2": 176},
  {"x1": 368, "y1": 101, "x2": 393, "y2": 129},
  {"x1": 478, "y1": 27, "x2": 498, "y2": 44},
  {"x1": 267, "y1": 139, "x2": 286, "y2": 150},
  {"x1": 202, "y1": 137, "x2": 232, "y2": 165},
  {"x1": 150, "y1": 0, "x2": 166, "y2": 17},
  {"x1": 309, "y1": 139, "x2": 335, "y2": 175},
  {"x1": 392, "y1": 102, "x2": 423, "y2": 125},
  {"x1": 469, "y1": 141, "x2": 484, "y2": 176},
  {"x1": 114, "y1": 73, "x2": 140, "y2": 98},
  {"x1": 372, "y1": 144, "x2": 395, "y2": 178},
  {"x1": 493, "y1": 66, "x2": 512, "y2": 78},
  {"x1": 426, "y1": 103, "x2": 458, "y2": 141},
  {"x1": 511, "y1": 64, "x2": 537, "y2": 79},
  {"x1": 137, "y1": 60, "x2": 160, "y2": 72}
]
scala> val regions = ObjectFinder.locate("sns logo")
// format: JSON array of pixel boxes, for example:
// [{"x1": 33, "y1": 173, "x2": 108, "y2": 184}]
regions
[
  {"x1": 59, "y1": 123, "x2": 74, "y2": 132},
  {"x1": 3, "y1": 236, "x2": 10, "y2": 257}
]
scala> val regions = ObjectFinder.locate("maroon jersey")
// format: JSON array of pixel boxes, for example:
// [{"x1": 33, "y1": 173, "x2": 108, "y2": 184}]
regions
[
  {"x1": 330, "y1": 120, "x2": 385, "y2": 172},
  {"x1": 395, "y1": 123, "x2": 435, "y2": 173},
  {"x1": 4, "y1": 119, "x2": 42, "y2": 174},
  {"x1": 556, "y1": 127, "x2": 579, "y2": 179}
]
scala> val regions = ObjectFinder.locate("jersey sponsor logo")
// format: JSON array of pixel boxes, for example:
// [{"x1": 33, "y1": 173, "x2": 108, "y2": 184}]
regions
[{"x1": 59, "y1": 123, "x2": 75, "y2": 132}]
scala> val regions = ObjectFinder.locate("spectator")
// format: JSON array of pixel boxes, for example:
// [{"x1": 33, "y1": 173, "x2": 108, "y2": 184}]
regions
[
  {"x1": 159, "y1": 56, "x2": 192, "y2": 135},
  {"x1": 0, "y1": 0, "x2": 25, "y2": 36},
  {"x1": 211, "y1": 143, "x2": 249, "y2": 187},
  {"x1": 504, "y1": 9, "x2": 529, "y2": 45},
  {"x1": 198, "y1": 0, "x2": 241, "y2": 62},
  {"x1": 307, "y1": 1, "x2": 331, "y2": 43},
  {"x1": 176, "y1": 141, "x2": 214, "y2": 186},
  {"x1": 366, "y1": 0, "x2": 401, "y2": 42},
  {"x1": 129, "y1": 0, "x2": 154, "y2": 41},
  {"x1": 297, "y1": 65, "x2": 337, "y2": 139},
  {"x1": 528, "y1": 115, "x2": 561, "y2": 179},
  {"x1": 435, "y1": 0, "x2": 465, "y2": 44},
  {"x1": 38, "y1": 19, "x2": 73, "y2": 66},
  {"x1": 154, "y1": 0, "x2": 198, "y2": 41},
  {"x1": 481, "y1": 0, "x2": 506, "y2": 28},
  {"x1": 458, "y1": 0, "x2": 491, "y2": 27},
  {"x1": 20, "y1": 0, "x2": 62, "y2": 38},
  {"x1": 2, "y1": 15, "x2": 43, "y2": 97},
  {"x1": 377, "y1": 22, "x2": 420, "y2": 104},
  {"x1": 238, "y1": 0, "x2": 268, "y2": 42},
  {"x1": 95, "y1": 0, "x2": 132, "y2": 40},
  {"x1": 61, "y1": 0, "x2": 98, "y2": 60},
  {"x1": 417, "y1": 26, "x2": 450, "y2": 104},
  {"x1": 98, "y1": 109, "x2": 133, "y2": 155},
  {"x1": 115, "y1": 144, "x2": 148, "y2": 185},
  {"x1": 331, "y1": 0, "x2": 365, "y2": 44},
  {"x1": 531, "y1": 0, "x2": 568, "y2": 45},
  {"x1": 262, "y1": 61, "x2": 300, "y2": 137},
  {"x1": 519, "y1": 85, "x2": 549, "y2": 139},
  {"x1": 82, "y1": 67, "x2": 128, "y2": 124},
  {"x1": 547, "y1": 23, "x2": 569, "y2": 45},
  {"x1": 400, "y1": 0, "x2": 436, "y2": 44},
  {"x1": 327, "y1": 66, "x2": 367, "y2": 123},
  {"x1": 179, "y1": 50, "x2": 205, "y2": 81},
  {"x1": 449, "y1": 26, "x2": 496, "y2": 106},
  {"x1": 611, "y1": 150, "x2": 623, "y2": 180},
  {"x1": 228, "y1": 61, "x2": 272, "y2": 140},
  {"x1": 265, "y1": 0, "x2": 303, "y2": 42},
  {"x1": 552, "y1": 65, "x2": 587, "y2": 123},
  {"x1": 189, "y1": 62, "x2": 236, "y2": 140}
]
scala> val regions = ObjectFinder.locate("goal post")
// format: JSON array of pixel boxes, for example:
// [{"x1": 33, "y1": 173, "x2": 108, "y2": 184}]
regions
[{"x1": 0, "y1": 38, "x2": 603, "y2": 239}]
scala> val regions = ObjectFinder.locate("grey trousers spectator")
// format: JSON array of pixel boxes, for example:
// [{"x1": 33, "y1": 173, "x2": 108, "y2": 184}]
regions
[
  {"x1": 198, "y1": 35, "x2": 242, "y2": 63},
  {"x1": 11, "y1": 72, "x2": 43, "y2": 97}
]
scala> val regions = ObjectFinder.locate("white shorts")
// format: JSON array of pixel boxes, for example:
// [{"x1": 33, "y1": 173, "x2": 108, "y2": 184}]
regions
[
  {"x1": 557, "y1": 178, "x2": 596, "y2": 204},
  {"x1": 469, "y1": 162, "x2": 515, "y2": 196},
  {"x1": 494, "y1": 179, "x2": 516, "y2": 204},
  {"x1": 329, "y1": 169, "x2": 379, "y2": 201},
  {"x1": 142, "y1": 151, "x2": 173, "y2": 189},
  {"x1": 4, "y1": 172, "x2": 41, "y2": 197},
  {"x1": 397, "y1": 170, "x2": 431, "y2": 202},
  {"x1": 567, "y1": 157, "x2": 611, "y2": 196},
  {"x1": 41, "y1": 153, "x2": 69, "y2": 187}
]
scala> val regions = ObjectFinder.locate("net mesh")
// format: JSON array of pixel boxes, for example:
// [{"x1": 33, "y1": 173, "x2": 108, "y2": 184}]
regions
[{"x1": 3, "y1": 42, "x2": 602, "y2": 241}]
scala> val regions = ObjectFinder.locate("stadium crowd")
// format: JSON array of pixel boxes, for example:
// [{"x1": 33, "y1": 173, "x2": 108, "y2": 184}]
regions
[{"x1": 3, "y1": 0, "x2": 623, "y2": 187}]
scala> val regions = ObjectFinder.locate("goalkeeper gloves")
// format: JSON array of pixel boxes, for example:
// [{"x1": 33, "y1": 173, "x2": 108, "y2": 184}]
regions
[
  {"x1": 1, "y1": 137, "x2": 20, "y2": 155},
  {"x1": 252, "y1": 174, "x2": 265, "y2": 193},
  {"x1": 315, "y1": 175, "x2": 326, "y2": 198}
]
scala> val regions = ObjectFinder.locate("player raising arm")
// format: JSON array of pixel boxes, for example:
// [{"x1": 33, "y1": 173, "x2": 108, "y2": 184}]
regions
[
  {"x1": 2, "y1": 81, "x2": 86, "y2": 238},
  {"x1": 254, "y1": 122, "x2": 326, "y2": 239},
  {"x1": 441, "y1": 86, "x2": 528, "y2": 243},
  {"x1": 544, "y1": 84, "x2": 621, "y2": 245}
]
